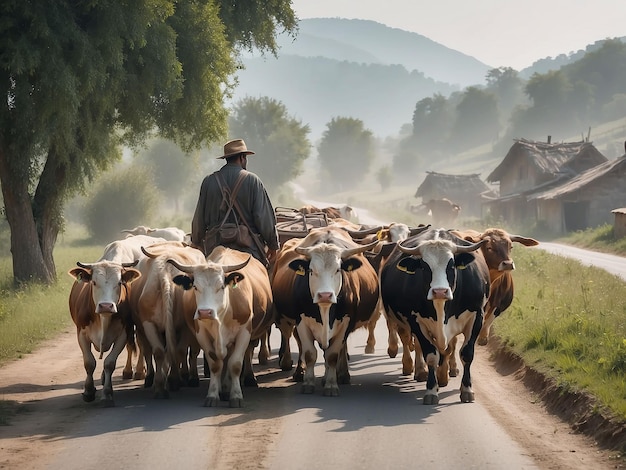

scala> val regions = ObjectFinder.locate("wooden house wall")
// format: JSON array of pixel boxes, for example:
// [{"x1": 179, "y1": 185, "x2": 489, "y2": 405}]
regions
[
  {"x1": 536, "y1": 200, "x2": 563, "y2": 233},
  {"x1": 499, "y1": 155, "x2": 540, "y2": 196},
  {"x1": 614, "y1": 213, "x2": 626, "y2": 238}
]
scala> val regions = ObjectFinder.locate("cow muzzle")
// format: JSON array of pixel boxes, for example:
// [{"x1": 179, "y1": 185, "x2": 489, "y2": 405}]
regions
[
  {"x1": 195, "y1": 309, "x2": 217, "y2": 321},
  {"x1": 428, "y1": 287, "x2": 452, "y2": 301},
  {"x1": 96, "y1": 302, "x2": 117, "y2": 314},
  {"x1": 314, "y1": 291, "x2": 336, "y2": 304}
]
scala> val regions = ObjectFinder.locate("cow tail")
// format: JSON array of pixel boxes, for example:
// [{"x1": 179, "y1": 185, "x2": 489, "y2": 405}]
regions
[{"x1": 162, "y1": 262, "x2": 178, "y2": 373}]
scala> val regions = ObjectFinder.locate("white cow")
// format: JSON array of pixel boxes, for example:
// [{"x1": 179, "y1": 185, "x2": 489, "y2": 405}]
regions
[{"x1": 122, "y1": 225, "x2": 187, "y2": 242}]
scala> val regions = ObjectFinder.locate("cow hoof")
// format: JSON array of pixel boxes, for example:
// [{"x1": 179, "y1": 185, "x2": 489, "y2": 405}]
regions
[
  {"x1": 477, "y1": 337, "x2": 488, "y2": 346},
  {"x1": 365, "y1": 344, "x2": 375, "y2": 354},
  {"x1": 438, "y1": 378, "x2": 449, "y2": 387},
  {"x1": 460, "y1": 391, "x2": 475, "y2": 403},
  {"x1": 337, "y1": 374, "x2": 350, "y2": 385},
  {"x1": 204, "y1": 397, "x2": 219, "y2": 407},
  {"x1": 187, "y1": 377, "x2": 200, "y2": 387},
  {"x1": 122, "y1": 370, "x2": 133, "y2": 380},
  {"x1": 229, "y1": 398, "x2": 244, "y2": 408},
  {"x1": 82, "y1": 390, "x2": 96, "y2": 403},
  {"x1": 258, "y1": 352, "x2": 270, "y2": 365},
  {"x1": 414, "y1": 370, "x2": 428, "y2": 382},
  {"x1": 323, "y1": 387, "x2": 339, "y2": 397},
  {"x1": 402, "y1": 365, "x2": 414, "y2": 376},
  {"x1": 387, "y1": 348, "x2": 398, "y2": 359},
  {"x1": 243, "y1": 378, "x2": 258, "y2": 388},
  {"x1": 133, "y1": 371, "x2": 146, "y2": 380},
  {"x1": 144, "y1": 376, "x2": 154, "y2": 388},
  {"x1": 301, "y1": 384, "x2": 315, "y2": 394},
  {"x1": 292, "y1": 369, "x2": 304, "y2": 382},
  {"x1": 449, "y1": 368, "x2": 459, "y2": 378},
  {"x1": 423, "y1": 394, "x2": 439, "y2": 405}
]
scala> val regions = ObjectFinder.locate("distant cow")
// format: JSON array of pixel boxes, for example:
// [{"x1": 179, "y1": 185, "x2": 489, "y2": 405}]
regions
[
  {"x1": 380, "y1": 228, "x2": 489, "y2": 404},
  {"x1": 411, "y1": 198, "x2": 461, "y2": 228},
  {"x1": 122, "y1": 225, "x2": 187, "y2": 242},
  {"x1": 168, "y1": 246, "x2": 274, "y2": 407},
  {"x1": 271, "y1": 226, "x2": 379, "y2": 396},
  {"x1": 67, "y1": 235, "x2": 166, "y2": 406},
  {"x1": 299, "y1": 204, "x2": 358, "y2": 222}
]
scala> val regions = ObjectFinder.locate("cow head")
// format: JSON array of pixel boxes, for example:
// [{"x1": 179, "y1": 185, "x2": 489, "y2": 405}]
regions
[
  {"x1": 455, "y1": 228, "x2": 539, "y2": 279},
  {"x1": 292, "y1": 241, "x2": 375, "y2": 305},
  {"x1": 169, "y1": 256, "x2": 250, "y2": 321},
  {"x1": 396, "y1": 235, "x2": 485, "y2": 352},
  {"x1": 69, "y1": 260, "x2": 141, "y2": 314}
]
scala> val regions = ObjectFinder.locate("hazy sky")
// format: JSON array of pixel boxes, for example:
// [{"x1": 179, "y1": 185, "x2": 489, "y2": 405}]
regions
[{"x1": 291, "y1": 0, "x2": 626, "y2": 70}]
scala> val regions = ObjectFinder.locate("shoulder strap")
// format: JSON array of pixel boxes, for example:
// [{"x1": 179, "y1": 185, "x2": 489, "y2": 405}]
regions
[{"x1": 214, "y1": 171, "x2": 247, "y2": 226}]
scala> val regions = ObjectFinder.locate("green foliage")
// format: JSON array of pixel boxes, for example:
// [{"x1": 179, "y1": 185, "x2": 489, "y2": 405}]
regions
[
  {"x1": 228, "y1": 96, "x2": 311, "y2": 191},
  {"x1": 449, "y1": 86, "x2": 500, "y2": 149},
  {"x1": 317, "y1": 117, "x2": 375, "y2": 192},
  {"x1": 81, "y1": 166, "x2": 161, "y2": 243}
]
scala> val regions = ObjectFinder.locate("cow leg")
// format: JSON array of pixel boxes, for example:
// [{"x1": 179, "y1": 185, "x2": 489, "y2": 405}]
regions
[
  {"x1": 413, "y1": 337, "x2": 428, "y2": 382},
  {"x1": 423, "y1": 348, "x2": 441, "y2": 405},
  {"x1": 296, "y1": 324, "x2": 317, "y2": 394},
  {"x1": 385, "y1": 311, "x2": 400, "y2": 358},
  {"x1": 365, "y1": 307, "x2": 380, "y2": 354},
  {"x1": 242, "y1": 342, "x2": 258, "y2": 388},
  {"x1": 101, "y1": 331, "x2": 128, "y2": 407},
  {"x1": 226, "y1": 329, "x2": 252, "y2": 408},
  {"x1": 458, "y1": 314, "x2": 482, "y2": 403},
  {"x1": 205, "y1": 352, "x2": 223, "y2": 407},
  {"x1": 143, "y1": 322, "x2": 169, "y2": 399},
  {"x1": 186, "y1": 336, "x2": 201, "y2": 388},
  {"x1": 478, "y1": 302, "x2": 497, "y2": 346},
  {"x1": 447, "y1": 336, "x2": 459, "y2": 378},
  {"x1": 335, "y1": 341, "x2": 350, "y2": 386},
  {"x1": 122, "y1": 341, "x2": 135, "y2": 380},
  {"x1": 78, "y1": 332, "x2": 97, "y2": 402},
  {"x1": 257, "y1": 326, "x2": 271, "y2": 365},
  {"x1": 292, "y1": 328, "x2": 305, "y2": 382},
  {"x1": 276, "y1": 318, "x2": 294, "y2": 371}
]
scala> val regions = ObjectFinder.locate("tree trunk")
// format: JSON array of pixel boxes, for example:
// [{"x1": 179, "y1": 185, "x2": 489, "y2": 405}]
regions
[{"x1": 0, "y1": 146, "x2": 54, "y2": 285}]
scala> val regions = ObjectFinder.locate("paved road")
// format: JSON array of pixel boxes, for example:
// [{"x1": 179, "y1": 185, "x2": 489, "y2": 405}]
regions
[{"x1": 534, "y1": 242, "x2": 626, "y2": 280}]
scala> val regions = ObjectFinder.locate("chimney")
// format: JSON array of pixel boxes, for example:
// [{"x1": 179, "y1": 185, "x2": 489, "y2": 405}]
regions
[{"x1": 547, "y1": 135, "x2": 552, "y2": 144}]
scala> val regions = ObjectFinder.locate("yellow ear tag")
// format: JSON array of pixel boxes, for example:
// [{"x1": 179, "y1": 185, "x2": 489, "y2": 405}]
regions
[
  {"x1": 396, "y1": 263, "x2": 415, "y2": 275},
  {"x1": 377, "y1": 230, "x2": 384, "y2": 240},
  {"x1": 232, "y1": 281, "x2": 238, "y2": 289},
  {"x1": 457, "y1": 264, "x2": 467, "y2": 270},
  {"x1": 346, "y1": 264, "x2": 354, "y2": 272},
  {"x1": 296, "y1": 266, "x2": 306, "y2": 276}
]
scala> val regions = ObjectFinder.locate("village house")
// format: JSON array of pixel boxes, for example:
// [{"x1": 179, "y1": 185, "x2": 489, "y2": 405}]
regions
[{"x1": 483, "y1": 137, "x2": 624, "y2": 234}]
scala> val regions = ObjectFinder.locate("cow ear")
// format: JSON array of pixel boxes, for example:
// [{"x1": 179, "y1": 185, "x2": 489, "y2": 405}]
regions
[
  {"x1": 172, "y1": 274, "x2": 194, "y2": 290},
  {"x1": 121, "y1": 268, "x2": 141, "y2": 284},
  {"x1": 455, "y1": 253, "x2": 476, "y2": 270},
  {"x1": 225, "y1": 272, "x2": 244, "y2": 287},
  {"x1": 341, "y1": 258, "x2": 363, "y2": 272},
  {"x1": 396, "y1": 257, "x2": 422, "y2": 274},
  {"x1": 69, "y1": 267, "x2": 91, "y2": 282},
  {"x1": 288, "y1": 259, "x2": 310, "y2": 275}
]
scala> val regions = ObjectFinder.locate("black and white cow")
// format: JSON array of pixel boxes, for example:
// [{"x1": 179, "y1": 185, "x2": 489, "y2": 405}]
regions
[{"x1": 380, "y1": 228, "x2": 490, "y2": 404}]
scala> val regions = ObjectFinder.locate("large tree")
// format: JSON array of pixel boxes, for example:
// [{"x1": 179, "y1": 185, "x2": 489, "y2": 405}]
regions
[
  {"x1": 0, "y1": 0, "x2": 297, "y2": 284},
  {"x1": 228, "y1": 96, "x2": 310, "y2": 191}
]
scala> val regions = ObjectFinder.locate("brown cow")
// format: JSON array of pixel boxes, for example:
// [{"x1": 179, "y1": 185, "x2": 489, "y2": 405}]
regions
[
  {"x1": 424, "y1": 198, "x2": 461, "y2": 227},
  {"x1": 129, "y1": 242, "x2": 205, "y2": 398},
  {"x1": 299, "y1": 204, "x2": 358, "y2": 222},
  {"x1": 67, "y1": 235, "x2": 166, "y2": 406},
  {"x1": 271, "y1": 226, "x2": 379, "y2": 396},
  {"x1": 168, "y1": 246, "x2": 274, "y2": 407}
]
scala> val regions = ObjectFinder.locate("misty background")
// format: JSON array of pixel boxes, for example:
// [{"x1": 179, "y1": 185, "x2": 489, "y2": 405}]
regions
[{"x1": 38, "y1": 18, "x2": 626, "y2": 245}]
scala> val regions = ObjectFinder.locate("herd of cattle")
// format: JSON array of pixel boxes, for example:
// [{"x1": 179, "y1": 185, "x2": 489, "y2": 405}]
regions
[{"x1": 68, "y1": 206, "x2": 539, "y2": 408}]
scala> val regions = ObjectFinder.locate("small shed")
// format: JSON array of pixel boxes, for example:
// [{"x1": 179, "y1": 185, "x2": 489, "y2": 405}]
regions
[
  {"x1": 414, "y1": 171, "x2": 492, "y2": 218},
  {"x1": 612, "y1": 208, "x2": 626, "y2": 238}
]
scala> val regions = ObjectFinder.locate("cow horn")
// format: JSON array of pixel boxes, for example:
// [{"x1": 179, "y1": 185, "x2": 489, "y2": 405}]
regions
[
  {"x1": 121, "y1": 229, "x2": 132, "y2": 234},
  {"x1": 166, "y1": 258, "x2": 193, "y2": 273},
  {"x1": 344, "y1": 225, "x2": 383, "y2": 239},
  {"x1": 397, "y1": 242, "x2": 422, "y2": 256},
  {"x1": 341, "y1": 240, "x2": 379, "y2": 259},
  {"x1": 122, "y1": 260, "x2": 139, "y2": 268},
  {"x1": 454, "y1": 239, "x2": 487, "y2": 253},
  {"x1": 409, "y1": 224, "x2": 431, "y2": 236},
  {"x1": 221, "y1": 256, "x2": 251, "y2": 273},
  {"x1": 76, "y1": 261, "x2": 94, "y2": 269},
  {"x1": 141, "y1": 246, "x2": 158, "y2": 258}
]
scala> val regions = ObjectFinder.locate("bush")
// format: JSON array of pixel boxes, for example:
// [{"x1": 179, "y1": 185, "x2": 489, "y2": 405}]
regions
[{"x1": 81, "y1": 166, "x2": 161, "y2": 243}]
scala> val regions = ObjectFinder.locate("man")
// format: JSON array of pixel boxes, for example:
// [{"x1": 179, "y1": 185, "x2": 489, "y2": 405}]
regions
[{"x1": 191, "y1": 139, "x2": 279, "y2": 266}]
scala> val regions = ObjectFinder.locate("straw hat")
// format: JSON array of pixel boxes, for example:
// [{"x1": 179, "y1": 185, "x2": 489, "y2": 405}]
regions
[{"x1": 217, "y1": 139, "x2": 255, "y2": 159}]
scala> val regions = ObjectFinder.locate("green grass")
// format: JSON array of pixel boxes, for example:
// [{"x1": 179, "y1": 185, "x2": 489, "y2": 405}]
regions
[
  {"x1": 493, "y1": 246, "x2": 626, "y2": 419},
  {"x1": 0, "y1": 241, "x2": 103, "y2": 366}
]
